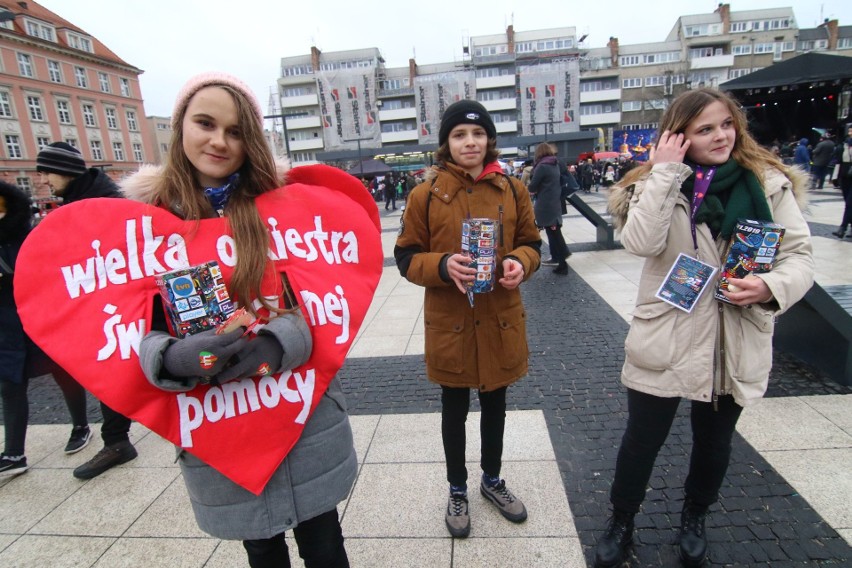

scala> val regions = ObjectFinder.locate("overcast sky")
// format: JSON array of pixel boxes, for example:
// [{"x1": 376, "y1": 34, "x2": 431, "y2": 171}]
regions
[{"x1": 37, "y1": 0, "x2": 852, "y2": 119}]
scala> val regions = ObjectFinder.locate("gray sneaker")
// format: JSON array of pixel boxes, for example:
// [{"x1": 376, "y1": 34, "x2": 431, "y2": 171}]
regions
[
  {"x1": 445, "y1": 492, "x2": 471, "y2": 538},
  {"x1": 480, "y1": 479, "x2": 528, "y2": 523}
]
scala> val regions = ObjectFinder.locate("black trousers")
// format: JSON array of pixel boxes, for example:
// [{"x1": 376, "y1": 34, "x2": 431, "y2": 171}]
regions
[
  {"x1": 544, "y1": 225, "x2": 570, "y2": 262},
  {"x1": 441, "y1": 385, "x2": 507, "y2": 487},
  {"x1": 100, "y1": 402, "x2": 132, "y2": 446},
  {"x1": 610, "y1": 389, "x2": 743, "y2": 514},
  {"x1": 243, "y1": 508, "x2": 348, "y2": 568},
  {"x1": 840, "y1": 166, "x2": 852, "y2": 228},
  {"x1": 3, "y1": 354, "x2": 90, "y2": 456}
]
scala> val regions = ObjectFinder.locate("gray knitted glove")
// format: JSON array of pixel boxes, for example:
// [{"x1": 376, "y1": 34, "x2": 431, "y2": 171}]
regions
[
  {"x1": 162, "y1": 328, "x2": 248, "y2": 378},
  {"x1": 211, "y1": 334, "x2": 284, "y2": 384}
]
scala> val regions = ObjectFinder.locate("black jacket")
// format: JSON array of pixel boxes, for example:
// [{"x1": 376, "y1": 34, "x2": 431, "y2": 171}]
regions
[
  {"x1": 61, "y1": 168, "x2": 121, "y2": 203},
  {"x1": 0, "y1": 182, "x2": 32, "y2": 383}
]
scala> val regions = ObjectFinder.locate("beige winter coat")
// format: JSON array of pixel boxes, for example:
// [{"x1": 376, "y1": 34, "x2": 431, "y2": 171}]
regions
[{"x1": 608, "y1": 162, "x2": 813, "y2": 407}]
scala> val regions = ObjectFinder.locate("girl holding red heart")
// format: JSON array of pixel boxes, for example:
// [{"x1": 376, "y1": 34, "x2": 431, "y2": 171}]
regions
[{"x1": 129, "y1": 73, "x2": 355, "y2": 568}]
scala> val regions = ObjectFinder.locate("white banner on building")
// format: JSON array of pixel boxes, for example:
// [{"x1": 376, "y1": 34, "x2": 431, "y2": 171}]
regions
[
  {"x1": 414, "y1": 71, "x2": 475, "y2": 145},
  {"x1": 518, "y1": 60, "x2": 580, "y2": 136},
  {"x1": 316, "y1": 69, "x2": 381, "y2": 150}
]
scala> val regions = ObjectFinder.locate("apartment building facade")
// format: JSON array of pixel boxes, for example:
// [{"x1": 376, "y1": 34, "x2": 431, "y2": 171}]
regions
[
  {"x1": 0, "y1": 0, "x2": 152, "y2": 199},
  {"x1": 273, "y1": 3, "x2": 851, "y2": 163}
]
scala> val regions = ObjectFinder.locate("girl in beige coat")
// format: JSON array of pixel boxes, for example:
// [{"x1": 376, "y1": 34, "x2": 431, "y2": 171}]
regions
[{"x1": 594, "y1": 88, "x2": 813, "y2": 568}]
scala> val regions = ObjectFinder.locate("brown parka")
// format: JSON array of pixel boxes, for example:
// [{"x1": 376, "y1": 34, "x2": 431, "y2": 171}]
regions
[{"x1": 395, "y1": 163, "x2": 541, "y2": 391}]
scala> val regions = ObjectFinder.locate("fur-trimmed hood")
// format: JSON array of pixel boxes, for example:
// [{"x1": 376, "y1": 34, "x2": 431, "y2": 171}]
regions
[
  {"x1": 120, "y1": 159, "x2": 291, "y2": 204},
  {"x1": 607, "y1": 163, "x2": 810, "y2": 230}
]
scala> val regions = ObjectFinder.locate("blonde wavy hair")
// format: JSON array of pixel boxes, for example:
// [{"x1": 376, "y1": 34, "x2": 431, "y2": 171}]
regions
[{"x1": 158, "y1": 84, "x2": 282, "y2": 317}]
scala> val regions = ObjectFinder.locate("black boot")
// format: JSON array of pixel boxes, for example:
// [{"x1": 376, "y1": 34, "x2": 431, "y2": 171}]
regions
[
  {"x1": 553, "y1": 261, "x2": 568, "y2": 275},
  {"x1": 594, "y1": 510, "x2": 634, "y2": 567},
  {"x1": 831, "y1": 226, "x2": 847, "y2": 238},
  {"x1": 679, "y1": 499, "x2": 709, "y2": 567}
]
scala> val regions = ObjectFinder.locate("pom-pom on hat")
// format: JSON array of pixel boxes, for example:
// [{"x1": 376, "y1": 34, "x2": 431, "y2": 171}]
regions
[
  {"x1": 438, "y1": 99, "x2": 497, "y2": 146},
  {"x1": 172, "y1": 72, "x2": 263, "y2": 129},
  {"x1": 36, "y1": 142, "x2": 87, "y2": 176}
]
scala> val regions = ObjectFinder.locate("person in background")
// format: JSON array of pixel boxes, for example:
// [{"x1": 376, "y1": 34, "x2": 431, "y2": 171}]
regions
[
  {"x1": 580, "y1": 158, "x2": 595, "y2": 193},
  {"x1": 831, "y1": 126, "x2": 852, "y2": 239},
  {"x1": 395, "y1": 99, "x2": 540, "y2": 539},
  {"x1": 131, "y1": 72, "x2": 356, "y2": 567},
  {"x1": 384, "y1": 172, "x2": 397, "y2": 210},
  {"x1": 0, "y1": 182, "x2": 42, "y2": 477},
  {"x1": 810, "y1": 134, "x2": 835, "y2": 189},
  {"x1": 35, "y1": 143, "x2": 136, "y2": 479},
  {"x1": 528, "y1": 143, "x2": 571, "y2": 274},
  {"x1": 596, "y1": 88, "x2": 813, "y2": 567},
  {"x1": 793, "y1": 137, "x2": 811, "y2": 170}
]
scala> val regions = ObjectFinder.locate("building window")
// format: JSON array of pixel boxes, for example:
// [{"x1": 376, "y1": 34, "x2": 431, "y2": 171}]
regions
[
  {"x1": 67, "y1": 32, "x2": 93, "y2": 53},
  {"x1": 75, "y1": 67, "x2": 89, "y2": 88},
  {"x1": 753, "y1": 43, "x2": 774, "y2": 54},
  {"x1": 581, "y1": 79, "x2": 619, "y2": 92},
  {"x1": 36, "y1": 137, "x2": 51, "y2": 150},
  {"x1": 112, "y1": 142, "x2": 125, "y2": 161},
  {"x1": 580, "y1": 103, "x2": 618, "y2": 115},
  {"x1": 5, "y1": 135, "x2": 22, "y2": 159},
  {"x1": 839, "y1": 38, "x2": 852, "y2": 49},
  {"x1": 98, "y1": 72, "x2": 111, "y2": 93},
  {"x1": 622, "y1": 100, "x2": 642, "y2": 112},
  {"x1": 17, "y1": 53, "x2": 34, "y2": 77},
  {"x1": 15, "y1": 176, "x2": 32, "y2": 195},
  {"x1": 65, "y1": 138, "x2": 77, "y2": 149},
  {"x1": 622, "y1": 124, "x2": 641, "y2": 130},
  {"x1": 728, "y1": 68, "x2": 752, "y2": 79},
  {"x1": 160, "y1": 143, "x2": 168, "y2": 153},
  {"x1": 732, "y1": 44, "x2": 752, "y2": 56},
  {"x1": 90, "y1": 140, "x2": 103, "y2": 161},
  {"x1": 643, "y1": 99, "x2": 667, "y2": 110},
  {"x1": 730, "y1": 21, "x2": 751, "y2": 33},
  {"x1": 0, "y1": 9, "x2": 13, "y2": 30},
  {"x1": 57, "y1": 100, "x2": 72, "y2": 124},
  {"x1": 120, "y1": 77, "x2": 131, "y2": 97},
  {"x1": 642, "y1": 122, "x2": 659, "y2": 130},
  {"x1": 105, "y1": 107, "x2": 118, "y2": 129},
  {"x1": 132, "y1": 142, "x2": 143, "y2": 162},
  {"x1": 27, "y1": 96, "x2": 44, "y2": 121},
  {"x1": 125, "y1": 110, "x2": 138, "y2": 131},
  {"x1": 619, "y1": 55, "x2": 640, "y2": 66},
  {"x1": 645, "y1": 76, "x2": 667, "y2": 87},
  {"x1": 622, "y1": 78, "x2": 642, "y2": 89},
  {"x1": 25, "y1": 19, "x2": 55, "y2": 41},
  {"x1": 46, "y1": 60, "x2": 63, "y2": 83},
  {"x1": 0, "y1": 92, "x2": 13, "y2": 118},
  {"x1": 82, "y1": 104, "x2": 96, "y2": 127}
]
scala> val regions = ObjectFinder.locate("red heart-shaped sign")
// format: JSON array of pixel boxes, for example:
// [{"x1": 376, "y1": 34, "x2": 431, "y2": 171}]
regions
[{"x1": 15, "y1": 164, "x2": 383, "y2": 494}]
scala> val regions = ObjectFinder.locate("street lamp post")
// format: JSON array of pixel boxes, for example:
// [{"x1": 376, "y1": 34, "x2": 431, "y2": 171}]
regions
[
  {"x1": 263, "y1": 112, "x2": 308, "y2": 157},
  {"x1": 343, "y1": 137, "x2": 371, "y2": 177}
]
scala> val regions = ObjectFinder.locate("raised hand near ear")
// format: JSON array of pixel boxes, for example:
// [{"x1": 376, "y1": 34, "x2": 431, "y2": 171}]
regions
[{"x1": 651, "y1": 130, "x2": 691, "y2": 165}]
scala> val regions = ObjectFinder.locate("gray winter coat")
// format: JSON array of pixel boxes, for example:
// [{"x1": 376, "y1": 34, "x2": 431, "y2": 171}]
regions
[
  {"x1": 124, "y1": 165, "x2": 357, "y2": 540},
  {"x1": 528, "y1": 160, "x2": 563, "y2": 227}
]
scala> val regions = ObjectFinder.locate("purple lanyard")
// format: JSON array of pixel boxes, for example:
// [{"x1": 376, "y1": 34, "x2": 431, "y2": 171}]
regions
[{"x1": 689, "y1": 165, "x2": 716, "y2": 251}]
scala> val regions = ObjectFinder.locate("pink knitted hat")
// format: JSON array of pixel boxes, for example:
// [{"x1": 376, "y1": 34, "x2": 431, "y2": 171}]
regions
[{"x1": 172, "y1": 72, "x2": 263, "y2": 128}]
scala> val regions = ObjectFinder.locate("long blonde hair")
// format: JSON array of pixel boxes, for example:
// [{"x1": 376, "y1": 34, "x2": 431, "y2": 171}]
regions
[
  {"x1": 617, "y1": 88, "x2": 788, "y2": 188},
  {"x1": 159, "y1": 84, "x2": 281, "y2": 316}
]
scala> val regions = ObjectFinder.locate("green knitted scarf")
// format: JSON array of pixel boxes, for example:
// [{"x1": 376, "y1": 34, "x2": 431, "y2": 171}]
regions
[{"x1": 680, "y1": 159, "x2": 772, "y2": 239}]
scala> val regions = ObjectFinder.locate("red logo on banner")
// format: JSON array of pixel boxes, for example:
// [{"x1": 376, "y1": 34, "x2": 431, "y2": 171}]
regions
[{"x1": 15, "y1": 165, "x2": 382, "y2": 495}]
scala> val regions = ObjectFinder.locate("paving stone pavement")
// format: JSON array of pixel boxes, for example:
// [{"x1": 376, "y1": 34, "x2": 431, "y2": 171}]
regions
[{"x1": 11, "y1": 185, "x2": 852, "y2": 567}]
